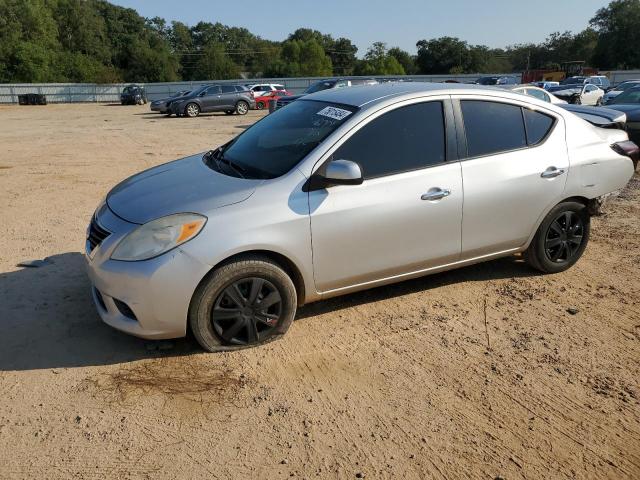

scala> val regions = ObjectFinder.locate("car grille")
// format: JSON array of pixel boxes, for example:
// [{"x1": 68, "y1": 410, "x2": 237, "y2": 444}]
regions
[{"x1": 87, "y1": 217, "x2": 110, "y2": 253}]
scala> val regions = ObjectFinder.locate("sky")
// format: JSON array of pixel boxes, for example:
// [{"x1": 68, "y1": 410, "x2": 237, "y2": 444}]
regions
[{"x1": 110, "y1": 0, "x2": 610, "y2": 55}]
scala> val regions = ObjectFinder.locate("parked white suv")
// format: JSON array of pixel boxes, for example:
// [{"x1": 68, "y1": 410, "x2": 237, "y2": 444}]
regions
[
  {"x1": 247, "y1": 83, "x2": 286, "y2": 97},
  {"x1": 585, "y1": 75, "x2": 611, "y2": 90}
]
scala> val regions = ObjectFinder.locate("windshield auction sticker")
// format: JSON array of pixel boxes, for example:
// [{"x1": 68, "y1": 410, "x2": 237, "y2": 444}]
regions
[{"x1": 316, "y1": 106, "x2": 352, "y2": 121}]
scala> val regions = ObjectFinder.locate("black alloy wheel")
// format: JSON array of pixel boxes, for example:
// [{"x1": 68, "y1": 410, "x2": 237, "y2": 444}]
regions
[
  {"x1": 544, "y1": 211, "x2": 585, "y2": 263},
  {"x1": 211, "y1": 277, "x2": 283, "y2": 346}
]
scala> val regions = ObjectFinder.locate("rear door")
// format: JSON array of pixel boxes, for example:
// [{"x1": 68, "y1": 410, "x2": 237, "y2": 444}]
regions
[
  {"x1": 455, "y1": 97, "x2": 568, "y2": 259},
  {"x1": 220, "y1": 85, "x2": 238, "y2": 109}
]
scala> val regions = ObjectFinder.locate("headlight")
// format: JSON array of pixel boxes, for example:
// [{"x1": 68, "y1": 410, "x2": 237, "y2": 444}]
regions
[{"x1": 111, "y1": 213, "x2": 206, "y2": 261}]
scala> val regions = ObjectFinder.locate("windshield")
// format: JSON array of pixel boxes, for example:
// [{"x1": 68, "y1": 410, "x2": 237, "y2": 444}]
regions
[
  {"x1": 304, "y1": 81, "x2": 336, "y2": 94},
  {"x1": 613, "y1": 82, "x2": 639, "y2": 92},
  {"x1": 123, "y1": 86, "x2": 139, "y2": 94},
  {"x1": 211, "y1": 100, "x2": 358, "y2": 179},
  {"x1": 610, "y1": 88, "x2": 640, "y2": 104}
]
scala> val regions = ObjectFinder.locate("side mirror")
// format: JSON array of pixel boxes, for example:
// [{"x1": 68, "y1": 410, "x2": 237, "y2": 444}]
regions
[
  {"x1": 199, "y1": 91, "x2": 207, "y2": 97},
  {"x1": 306, "y1": 159, "x2": 363, "y2": 191}
]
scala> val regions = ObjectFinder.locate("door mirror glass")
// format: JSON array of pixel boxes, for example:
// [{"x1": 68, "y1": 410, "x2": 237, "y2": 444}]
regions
[{"x1": 308, "y1": 159, "x2": 363, "y2": 190}]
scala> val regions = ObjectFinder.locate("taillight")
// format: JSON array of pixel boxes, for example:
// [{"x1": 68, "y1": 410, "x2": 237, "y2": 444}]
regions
[{"x1": 612, "y1": 140, "x2": 639, "y2": 169}]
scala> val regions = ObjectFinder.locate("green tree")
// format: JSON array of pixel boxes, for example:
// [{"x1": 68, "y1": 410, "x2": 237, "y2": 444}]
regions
[
  {"x1": 192, "y1": 42, "x2": 239, "y2": 80},
  {"x1": 355, "y1": 42, "x2": 405, "y2": 75},
  {"x1": 591, "y1": 0, "x2": 640, "y2": 68},
  {"x1": 388, "y1": 47, "x2": 417, "y2": 74}
]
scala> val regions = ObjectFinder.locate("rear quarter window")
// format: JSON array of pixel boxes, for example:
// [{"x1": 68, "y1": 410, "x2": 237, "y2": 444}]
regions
[
  {"x1": 461, "y1": 101, "x2": 527, "y2": 157},
  {"x1": 523, "y1": 109, "x2": 556, "y2": 145}
]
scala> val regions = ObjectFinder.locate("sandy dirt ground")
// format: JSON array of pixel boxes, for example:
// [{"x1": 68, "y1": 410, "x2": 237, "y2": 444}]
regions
[{"x1": 0, "y1": 103, "x2": 639, "y2": 480}]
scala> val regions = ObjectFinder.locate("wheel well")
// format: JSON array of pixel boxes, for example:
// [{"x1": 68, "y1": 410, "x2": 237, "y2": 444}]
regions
[
  {"x1": 201, "y1": 250, "x2": 306, "y2": 307},
  {"x1": 559, "y1": 196, "x2": 589, "y2": 207},
  {"x1": 558, "y1": 196, "x2": 602, "y2": 215}
]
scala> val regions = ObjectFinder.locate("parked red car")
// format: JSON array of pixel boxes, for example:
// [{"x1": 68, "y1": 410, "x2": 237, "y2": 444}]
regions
[{"x1": 254, "y1": 90, "x2": 291, "y2": 110}]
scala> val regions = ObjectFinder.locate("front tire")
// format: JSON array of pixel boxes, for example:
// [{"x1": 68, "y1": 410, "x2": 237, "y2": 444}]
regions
[
  {"x1": 189, "y1": 256, "x2": 297, "y2": 352},
  {"x1": 235, "y1": 100, "x2": 249, "y2": 115},
  {"x1": 256, "y1": 101, "x2": 265, "y2": 110},
  {"x1": 185, "y1": 102, "x2": 200, "y2": 118},
  {"x1": 525, "y1": 201, "x2": 590, "y2": 273}
]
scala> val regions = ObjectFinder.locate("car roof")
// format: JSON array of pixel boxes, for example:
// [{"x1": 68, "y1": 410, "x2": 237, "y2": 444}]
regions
[{"x1": 303, "y1": 82, "x2": 531, "y2": 108}]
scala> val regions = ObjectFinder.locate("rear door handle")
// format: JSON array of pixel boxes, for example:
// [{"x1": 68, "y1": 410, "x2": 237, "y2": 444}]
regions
[
  {"x1": 541, "y1": 167, "x2": 565, "y2": 179},
  {"x1": 421, "y1": 188, "x2": 451, "y2": 201}
]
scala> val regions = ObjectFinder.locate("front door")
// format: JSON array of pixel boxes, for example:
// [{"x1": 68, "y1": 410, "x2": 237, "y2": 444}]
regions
[
  {"x1": 582, "y1": 84, "x2": 600, "y2": 105},
  {"x1": 200, "y1": 85, "x2": 222, "y2": 111},
  {"x1": 455, "y1": 97, "x2": 568, "y2": 258},
  {"x1": 309, "y1": 100, "x2": 463, "y2": 293}
]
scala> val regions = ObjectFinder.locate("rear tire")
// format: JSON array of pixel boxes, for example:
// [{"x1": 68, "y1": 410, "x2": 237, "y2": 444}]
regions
[
  {"x1": 189, "y1": 256, "x2": 297, "y2": 352},
  {"x1": 185, "y1": 102, "x2": 200, "y2": 118},
  {"x1": 525, "y1": 201, "x2": 590, "y2": 274},
  {"x1": 235, "y1": 100, "x2": 249, "y2": 115},
  {"x1": 256, "y1": 101, "x2": 265, "y2": 110}
]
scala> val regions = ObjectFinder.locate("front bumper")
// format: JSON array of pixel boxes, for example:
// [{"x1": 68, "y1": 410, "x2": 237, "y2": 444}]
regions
[
  {"x1": 150, "y1": 103, "x2": 167, "y2": 112},
  {"x1": 85, "y1": 205, "x2": 212, "y2": 339}
]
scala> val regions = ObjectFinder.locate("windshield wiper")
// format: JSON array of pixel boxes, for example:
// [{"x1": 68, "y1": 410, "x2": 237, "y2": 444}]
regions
[{"x1": 207, "y1": 146, "x2": 246, "y2": 179}]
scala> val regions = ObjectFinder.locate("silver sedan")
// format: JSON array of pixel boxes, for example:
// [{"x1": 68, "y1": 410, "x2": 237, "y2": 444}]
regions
[{"x1": 86, "y1": 83, "x2": 637, "y2": 351}]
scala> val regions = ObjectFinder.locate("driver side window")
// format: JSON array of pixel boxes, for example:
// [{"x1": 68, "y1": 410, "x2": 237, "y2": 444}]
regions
[{"x1": 332, "y1": 102, "x2": 446, "y2": 180}]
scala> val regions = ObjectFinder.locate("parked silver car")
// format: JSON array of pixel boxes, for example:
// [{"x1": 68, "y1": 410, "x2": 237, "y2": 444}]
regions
[{"x1": 86, "y1": 83, "x2": 637, "y2": 351}]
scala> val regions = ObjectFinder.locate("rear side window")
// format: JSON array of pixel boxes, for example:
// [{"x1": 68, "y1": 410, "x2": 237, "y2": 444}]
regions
[
  {"x1": 333, "y1": 102, "x2": 446, "y2": 179},
  {"x1": 221, "y1": 85, "x2": 235, "y2": 93},
  {"x1": 523, "y1": 109, "x2": 555, "y2": 145},
  {"x1": 461, "y1": 101, "x2": 527, "y2": 157}
]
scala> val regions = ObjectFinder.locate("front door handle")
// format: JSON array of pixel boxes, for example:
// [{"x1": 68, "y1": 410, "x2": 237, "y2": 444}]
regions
[
  {"x1": 541, "y1": 167, "x2": 566, "y2": 179},
  {"x1": 421, "y1": 188, "x2": 451, "y2": 201}
]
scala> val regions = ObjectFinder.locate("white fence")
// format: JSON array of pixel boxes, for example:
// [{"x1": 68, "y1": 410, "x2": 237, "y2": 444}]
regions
[
  {"x1": 1, "y1": 71, "x2": 637, "y2": 104},
  {"x1": 0, "y1": 74, "x2": 519, "y2": 104}
]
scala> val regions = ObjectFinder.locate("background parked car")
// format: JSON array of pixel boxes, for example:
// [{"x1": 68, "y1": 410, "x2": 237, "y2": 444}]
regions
[
  {"x1": 532, "y1": 81, "x2": 560, "y2": 90},
  {"x1": 474, "y1": 76, "x2": 518, "y2": 85},
  {"x1": 169, "y1": 84, "x2": 255, "y2": 117},
  {"x1": 559, "y1": 104, "x2": 627, "y2": 130},
  {"x1": 274, "y1": 78, "x2": 378, "y2": 110},
  {"x1": 602, "y1": 80, "x2": 640, "y2": 104},
  {"x1": 150, "y1": 90, "x2": 191, "y2": 113},
  {"x1": 254, "y1": 90, "x2": 290, "y2": 110},
  {"x1": 120, "y1": 85, "x2": 147, "y2": 105},
  {"x1": 246, "y1": 83, "x2": 286, "y2": 97},
  {"x1": 560, "y1": 75, "x2": 611, "y2": 90},
  {"x1": 547, "y1": 83, "x2": 604, "y2": 105},
  {"x1": 605, "y1": 86, "x2": 640, "y2": 146},
  {"x1": 502, "y1": 85, "x2": 566, "y2": 104}
]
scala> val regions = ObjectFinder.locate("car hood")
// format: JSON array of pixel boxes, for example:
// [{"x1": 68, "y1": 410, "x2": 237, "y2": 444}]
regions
[
  {"x1": 605, "y1": 104, "x2": 640, "y2": 120},
  {"x1": 550, "y1": 87, "x2": 581, "y2": 96},
  {"x1": 107, "y1": 153, "x2": 258, "y2": 224}
]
